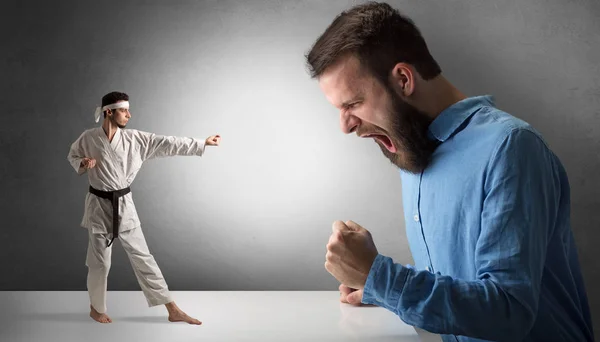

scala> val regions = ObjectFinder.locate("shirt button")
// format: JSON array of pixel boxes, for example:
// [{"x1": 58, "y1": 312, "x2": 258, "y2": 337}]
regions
[{"x1": 413, "y1": 214, "x2": 420, "y2": 222}]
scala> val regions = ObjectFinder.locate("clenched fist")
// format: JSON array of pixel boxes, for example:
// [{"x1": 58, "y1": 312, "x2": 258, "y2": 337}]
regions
[
  {"x1": 325, "y1": 220, "x2": 379, "y2": 290},
  {"x1": 205, "y1": 135, "x2": 221, "y2": 146},
  {"x1": 80, "y1": 158, "x2": 96, "y2": 169},
  {"x1": 339, "y1": 284, "x2": 364, "y2": 306}
]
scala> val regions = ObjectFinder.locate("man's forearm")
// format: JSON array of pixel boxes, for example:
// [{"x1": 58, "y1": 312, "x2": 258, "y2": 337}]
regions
[
  {"x1": 146, "y1": 136, "x2": 205, "y2": 159},
  {"x1": 67, "y1": 154, "x2": 86, "y2": 175},
  {"x1": 362, "y1": 254, "x2": 536, "y2": 341}
]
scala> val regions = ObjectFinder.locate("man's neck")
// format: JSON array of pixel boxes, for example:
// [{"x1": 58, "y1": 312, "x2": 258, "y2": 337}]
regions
[
  {"x1": 101, "y1": 120, "x2": 118, "y2": 142},
  {"x1": 414, "y1": 75, "x2": 467, "y2": 121}
]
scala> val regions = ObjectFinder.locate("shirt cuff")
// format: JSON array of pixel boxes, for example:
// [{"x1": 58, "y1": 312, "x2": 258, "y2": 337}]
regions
[
  {"x1": 361, "y1": 254, "x2": 409, "y2": 312},
  {"x1": 71, "y1": 159, "x2": 86, "y2": 175},
  {"x1": 196, "y1": 139, "x2": 206, "y2": 156}
]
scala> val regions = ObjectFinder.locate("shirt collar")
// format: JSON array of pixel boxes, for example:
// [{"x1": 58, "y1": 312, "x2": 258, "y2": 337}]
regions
[{"x1": 428, "y1": 95, "x2": 495, "y2": 142}]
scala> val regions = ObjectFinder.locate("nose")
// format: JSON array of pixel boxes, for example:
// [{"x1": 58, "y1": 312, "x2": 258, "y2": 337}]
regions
[
  {"x1": 126, "y1": 110, "x2": 131, "y2": 118},
  {"x1": 340, "y1": 111, "x2": 360, "y2": 134}
]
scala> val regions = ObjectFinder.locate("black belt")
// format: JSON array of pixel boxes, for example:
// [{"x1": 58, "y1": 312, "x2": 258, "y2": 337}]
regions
[{"x1": 89, "y1": 185, "x2": 131, "y2": 247}]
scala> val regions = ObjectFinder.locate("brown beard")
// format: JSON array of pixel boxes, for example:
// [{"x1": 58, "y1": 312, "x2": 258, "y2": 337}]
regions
[
  {"x1": 109, "y1": 114, "x2": 127, "y2": 129},
  {"x1": 378, "y1": 87, "x2": 439, "y2": 173}
]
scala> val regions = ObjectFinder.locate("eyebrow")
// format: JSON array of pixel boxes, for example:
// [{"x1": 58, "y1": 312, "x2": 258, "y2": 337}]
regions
[{"x1": 340, "y1": 94, "x2": 363, "y2": 109}]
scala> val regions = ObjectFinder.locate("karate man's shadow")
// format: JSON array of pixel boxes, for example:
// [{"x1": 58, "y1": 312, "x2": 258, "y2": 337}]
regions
[
  {"x1": 118, "y1": 315, "x2": 170, "y2": 324},
  {"x1": 24, "y1": 312, "x2": 90, "y2": 322},
  {"x1": 23, "y1": 313, "x2": 170, "y2": 324}
]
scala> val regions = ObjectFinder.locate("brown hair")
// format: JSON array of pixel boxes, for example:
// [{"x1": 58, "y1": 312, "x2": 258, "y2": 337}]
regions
[
  {"x1": 306, "y1": 2, "x2": 441, "y2": 84},
  {"x1": 101, "y1": 91, "x2": 129, "y2": 117}
]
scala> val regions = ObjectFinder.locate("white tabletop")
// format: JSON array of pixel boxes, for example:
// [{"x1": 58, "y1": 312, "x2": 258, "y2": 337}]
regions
[{"x1": 0, "y1": 291, "x2": 440, "y2": 342}]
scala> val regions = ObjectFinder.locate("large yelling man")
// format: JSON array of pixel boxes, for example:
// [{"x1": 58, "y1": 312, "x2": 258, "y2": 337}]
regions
[{"x1": 309, "y1": 2, "x2": 593, "y2": 342}]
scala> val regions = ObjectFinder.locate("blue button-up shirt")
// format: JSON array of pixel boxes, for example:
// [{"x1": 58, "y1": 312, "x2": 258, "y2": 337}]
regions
[{"x1": 362, "y1": 96, "x2": 594, "y2": 342}]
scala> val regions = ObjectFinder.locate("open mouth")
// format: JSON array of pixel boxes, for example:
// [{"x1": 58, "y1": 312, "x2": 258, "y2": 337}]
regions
[{"x1": 363, "y1": 134, "x2": 397, "y2": 153}]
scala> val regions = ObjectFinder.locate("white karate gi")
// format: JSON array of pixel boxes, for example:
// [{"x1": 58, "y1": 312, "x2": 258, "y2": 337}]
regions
[{"x1": 68, "y1": 127, "x2": 205, "y2": 313}]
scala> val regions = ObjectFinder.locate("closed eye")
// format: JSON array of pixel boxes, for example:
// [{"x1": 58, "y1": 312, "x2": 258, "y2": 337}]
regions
[{"x1": 343, "y1": 101, "x2": 361, "y2": 111}]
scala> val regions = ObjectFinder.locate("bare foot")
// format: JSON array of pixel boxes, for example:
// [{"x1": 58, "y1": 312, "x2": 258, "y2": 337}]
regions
[
  {"x1": 165, "y1": 301, "x2": 201, "y2": 325},
  {"x1": 90, "y1": 305, "x2": 112, "y2": 323},
  {"x1": 168, "y1": 310, "x2": 202, "y2": 325}
]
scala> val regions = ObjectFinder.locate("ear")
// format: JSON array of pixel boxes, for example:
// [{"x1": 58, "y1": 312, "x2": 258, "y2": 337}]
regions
[{"x1": 389, "y1": 63, "x2": 415, "y2": 97}]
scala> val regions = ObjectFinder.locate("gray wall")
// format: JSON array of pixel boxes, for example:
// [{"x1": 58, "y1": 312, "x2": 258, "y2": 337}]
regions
[{"x1": 2, "y1": 0, "x2": 599, "y2": 333}]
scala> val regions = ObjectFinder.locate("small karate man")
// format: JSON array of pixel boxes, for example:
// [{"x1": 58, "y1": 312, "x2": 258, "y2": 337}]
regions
[{"x1": 67, "y1": 91, "x2": 221, "y2": 324}]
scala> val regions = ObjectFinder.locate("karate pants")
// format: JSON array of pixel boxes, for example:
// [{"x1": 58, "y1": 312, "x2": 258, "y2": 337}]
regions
[{"x1": 85, "y1": 227, "x2": 173, "y2": 313}]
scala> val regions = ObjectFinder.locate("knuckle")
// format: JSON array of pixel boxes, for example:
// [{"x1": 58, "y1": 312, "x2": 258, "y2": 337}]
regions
[{"x1": 332, "y1": 220, "x2": 343, "y2": 231}]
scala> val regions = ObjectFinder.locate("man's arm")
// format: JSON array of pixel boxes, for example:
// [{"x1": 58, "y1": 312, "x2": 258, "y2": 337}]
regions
[
  {"x1": 362, "y1": 129, "x2": 560, "y2": 341},
  {"x1": 67, "y1": 132, "x2": 88, "y2": 175},
  {"x1": 134, "y1": 130, "x2": 207, "y2": 162}
]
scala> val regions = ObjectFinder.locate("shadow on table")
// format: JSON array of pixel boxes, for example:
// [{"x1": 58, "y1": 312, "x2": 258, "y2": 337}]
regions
[
  {"x1": 118, "y1": 316, "x2": 171, "y2": 324},
  {"x1": 22, "y1": 313, "x2": 173, "y2": 325},
  {"x1": 23, "y1": 313, "x2": 89, "y2": 322}
]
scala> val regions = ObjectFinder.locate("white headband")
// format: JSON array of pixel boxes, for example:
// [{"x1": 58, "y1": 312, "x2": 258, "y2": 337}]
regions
[{"x1": 94, "y1": 101, "x2": 130, "y2": 123}]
